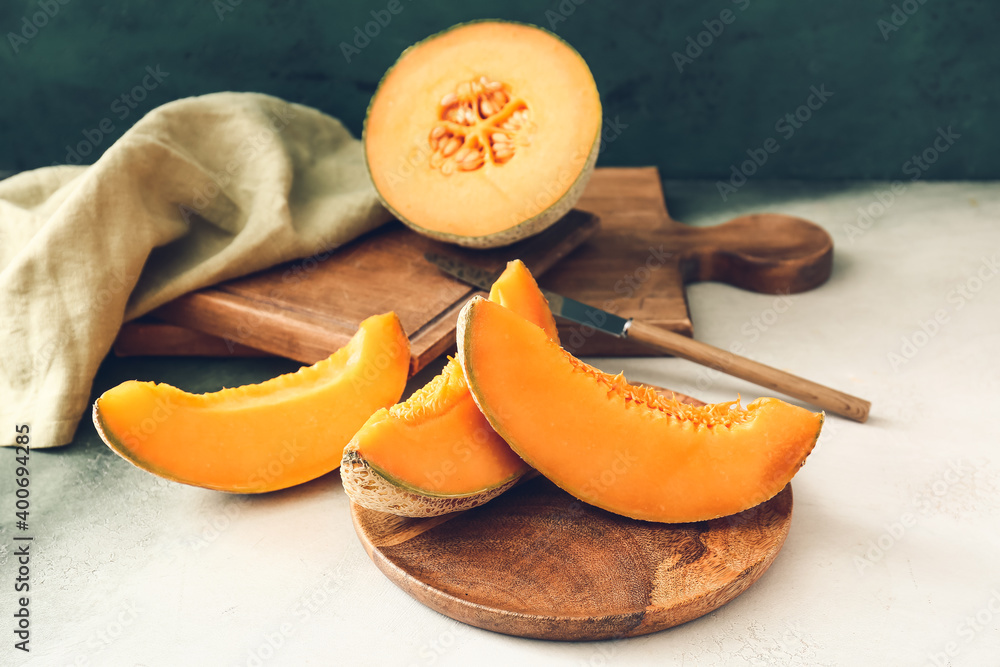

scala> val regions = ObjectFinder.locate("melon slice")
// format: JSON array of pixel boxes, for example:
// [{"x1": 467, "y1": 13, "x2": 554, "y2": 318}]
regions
[
  {"x1": 93, "y1": 312, "x2": 409, "y2": 493},
  {"x1": 364, "y1": 20, "x2": 602, "y2": 247},
  {"x1": 458, "y1": 297, "x2": 824, "y2": 523},
  {"x1": 341, "y1": 260, "x2": 558, "y2": 516}
]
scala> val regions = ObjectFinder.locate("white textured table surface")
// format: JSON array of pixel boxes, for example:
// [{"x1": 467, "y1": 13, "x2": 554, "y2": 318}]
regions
[{"x1": 3, "y1": 181, "x2": 999, "y2": 667}]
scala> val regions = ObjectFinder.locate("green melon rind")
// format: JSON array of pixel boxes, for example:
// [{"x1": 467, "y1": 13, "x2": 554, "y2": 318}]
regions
[
  {"x1": 362, "y1": 19, "x2": 602, "y2": 249},
  {"x1": 340, "y1": 444, "x2": 521, "y2": 517},
  {"x1": 92, "y1": 401, "x2": 277, "y2": 494},
  {"x1": 401, "y1": 138, "x2": 598, "y2": 249}
]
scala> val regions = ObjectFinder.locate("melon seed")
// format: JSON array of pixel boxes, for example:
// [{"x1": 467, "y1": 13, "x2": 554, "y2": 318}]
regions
[
  {"x1": 429, "y1": 76, "x2": 531, "y2": 173},
  {"x1": 459, "y1": 157, "x2": 484, "y2": 171},
  {"x1": 442, "y1": 137, "x2": 462, "y2": 157}
]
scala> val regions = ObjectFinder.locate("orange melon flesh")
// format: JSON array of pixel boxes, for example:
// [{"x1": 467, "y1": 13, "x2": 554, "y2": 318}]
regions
[
  {"x1": 351, "y1": 360, "x2": 528, "y2": 497},
  {"x1": 458, "y1": 298, "x2": 824, "y2": 523},
  {"x1": 93, "y1": 312, "x2": 409, "y2": 493},
  {"x1": 349, "y1": 260, "x2": 557, "y2": 499},
  {"x1": 365, "y1": 21, "x2": 602, "y2": 246},
  {"x1": 487, "y1": 258, "x2": 559, "y2": 336}
]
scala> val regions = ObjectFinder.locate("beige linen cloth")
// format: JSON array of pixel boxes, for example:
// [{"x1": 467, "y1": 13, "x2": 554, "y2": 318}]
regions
[{"x1": 1, "y1": 92, "x2": 391, "y2": 448}]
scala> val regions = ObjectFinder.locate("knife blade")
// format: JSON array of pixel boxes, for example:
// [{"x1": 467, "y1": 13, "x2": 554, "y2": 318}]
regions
[
  {"x1": 425, "y1": 252, "x2": 632, "y2": 338},
  {"x1": 425, "y1": 251, "x2": 871, "y2": 422},
  {"x1": 423, "y1": 252, "x2": 502, "y2": 292}
]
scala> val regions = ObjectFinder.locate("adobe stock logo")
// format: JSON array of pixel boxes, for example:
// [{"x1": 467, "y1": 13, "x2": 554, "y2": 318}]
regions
[
  {"x1": 887, "y1": 254, "x2": 998, "y2": 372},
  {"x1": 877, "y1": 0, "x2": 931, "y2": 41},
  {"x1": 6, "y1": 0, "x2": 72, "y2": 55},
  {"x1": 671, "y1": 0, "x2": 753, "y2": 73},
  {"x1": 52, "y1": 66, "x2": 170, "y2": 166},
  {"x1": 339, "y1": 0, "x2": 410, "y2": 63},
  {"x1": 716, "y1": 84, "x2": 834, "y2": 201},
  {"x1": 927, "y1": 589, "x2": 1000, "y2": 666},
  {"x1": 840, "y1": 126, "x2": 960, "y2": 244}
]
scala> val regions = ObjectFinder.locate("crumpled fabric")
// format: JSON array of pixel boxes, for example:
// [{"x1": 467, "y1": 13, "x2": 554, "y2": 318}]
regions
[{"x1": 0, "y1": 92, "x2": 391, "y2": 448}]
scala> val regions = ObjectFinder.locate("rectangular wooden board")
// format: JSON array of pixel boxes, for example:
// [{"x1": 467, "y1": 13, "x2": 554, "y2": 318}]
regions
[
  {"x1": 145, "y1": 209, "x2": 599, "y2": 375},
  {"x1": 115, "y1": 167, "x2": 696, "y2": 362},
  {"x1": 547, "y1": 166, "x2": 692, "y2": 355}
]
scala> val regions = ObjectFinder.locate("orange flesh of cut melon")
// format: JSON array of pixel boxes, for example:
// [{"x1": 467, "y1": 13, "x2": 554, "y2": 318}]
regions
[
  {"x1": 364, "y1": 21, "x2": 602, "y2": 247},
  {"x1": 93, "y1": 312, "x2": 410, "y2": 493},
  {"x1": 458, "y1": 297, "x2": 824, "y2": 523},
  {"x1": 345, "y1": 260, "x2": 558, "y2": 502},
  {"x1": 349, "y1": 360, "x2": 528, "y2": 497}
]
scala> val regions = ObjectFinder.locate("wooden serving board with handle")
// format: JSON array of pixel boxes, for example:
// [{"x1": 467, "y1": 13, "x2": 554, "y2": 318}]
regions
[
  {"x1": 114, "y1": 167, "x2": 832, "y2": 360},
  {"x1": 350, "y1": 387, "x2": 794, "y2": 641},
  {"x1": 545, "y1": 167, "x2": 832, "y2": 355}
]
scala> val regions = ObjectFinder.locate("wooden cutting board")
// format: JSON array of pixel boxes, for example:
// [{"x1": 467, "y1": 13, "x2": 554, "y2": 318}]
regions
[
  {"x1": 136, "y1": 210, "x2": 598, "y2": 376},
  {"x1": 350, "y1": 386, "x2": 794, "y2": 641},
  {"x1": 114, "y1": 167, "x2": 832, "y2": 360},
  {"x1": 353, "y1": 483, "x2": 792, "y2": 641},
  {"x1": 544, "y1": 167, "x2": 832, "y2": 355}
]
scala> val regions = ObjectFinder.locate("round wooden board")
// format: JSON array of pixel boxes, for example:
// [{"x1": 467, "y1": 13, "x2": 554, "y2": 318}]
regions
[{"x1": 350, "y1": 479, "x2": 793, "y2": 641}]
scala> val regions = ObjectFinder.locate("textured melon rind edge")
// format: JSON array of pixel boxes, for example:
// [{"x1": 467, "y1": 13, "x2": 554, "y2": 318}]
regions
[
  {"x1": 92, "y1": 400, "x2": 275, "y2": 494},
  {"x1": 90, "y1": 315, "x2": 411, "y2": 496},
  {"x1": 363, "y1": 19, "x2": 602, "y2": 249},
  {"x1": 457, "y1": 298, "x2": 826, "y2": 523},
  {"x1": 455, "y1": 297, "x2": 531, "y2": 467},
  {"x1": 344, "y1": 437, "x2": 523, "y2": 499},
  {"x1": 402, "y1": 138, "x2": 598, "y2": 248},
  {"x1": 340, "y1": 445, "x2": 521, "y2": 518}
]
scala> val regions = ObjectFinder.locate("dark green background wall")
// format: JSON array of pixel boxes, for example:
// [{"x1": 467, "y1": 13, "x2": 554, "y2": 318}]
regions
[{"x1": 1, "y1": 0, "x2": 997, "y2": 179}]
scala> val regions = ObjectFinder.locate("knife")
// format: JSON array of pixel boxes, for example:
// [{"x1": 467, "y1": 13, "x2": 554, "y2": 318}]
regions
[{"x1": 427, "y1": 252, "x2": 870, "y2": 423}]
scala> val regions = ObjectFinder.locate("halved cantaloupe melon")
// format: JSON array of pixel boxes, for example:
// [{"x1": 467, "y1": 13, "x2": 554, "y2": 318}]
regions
[
  {"x1": 341, "y1": 260, "x2": 558, "y2": 516},
  {"x1": 458, "y1": 297, "x2": 824, "y2": 523},
  {"x1": 93, "y1": 312, "x2": 409, "y2": 493},
  {"x1": 364, "y1": 21, "x2": 602, "y2": 248}
]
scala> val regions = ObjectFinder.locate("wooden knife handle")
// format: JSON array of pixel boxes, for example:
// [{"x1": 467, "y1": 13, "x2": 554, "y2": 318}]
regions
[{"x1": 625, "y1": 319, "x2": 870, "y2": 422}]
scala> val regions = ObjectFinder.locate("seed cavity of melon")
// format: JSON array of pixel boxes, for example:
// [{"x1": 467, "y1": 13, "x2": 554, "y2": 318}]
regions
[
  {"x1": 567, "y1": 357, "x2": 756, "y2": 430},
  {"x1": 458, "y1": 296, "x2": 824, "y2": 523},
  {"x1": 364, "y1": 20, "x2": 602, "y2": 247},
  {"x1": 428, "y1": 75, "x2": 532, "y2": 174},
  {"x1": 387, "y1": 357, "x2": 467, "y2": 423}
]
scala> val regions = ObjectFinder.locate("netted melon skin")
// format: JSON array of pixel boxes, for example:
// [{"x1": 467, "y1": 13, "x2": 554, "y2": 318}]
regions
[
  {"x1": 393, "y1": 138, "x2": 598, "y2": 249},
  {"x1": 340, "y1": 448, "x2": 521, "y2": 518}
]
